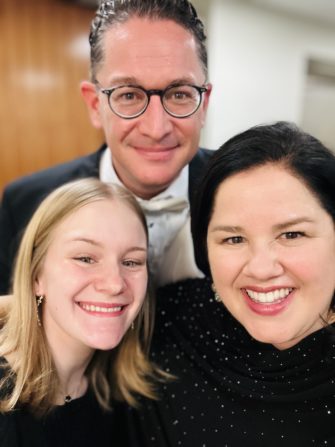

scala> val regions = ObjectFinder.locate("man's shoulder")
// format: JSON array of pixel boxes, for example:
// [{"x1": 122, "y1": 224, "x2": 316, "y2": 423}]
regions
[
  {"x1": 188, "y1": 147, "x2": 213, "y2": 197},
  {"x1": 3, "y1": 146, "x2": 104, "y2": 203},
  {"x1": 1, "y1": 146, "x2": 105, "y2": 232},
  {"x1": 198, "y1": 147, "x2": 214, "y2": 157},
  {"x1": 193, "y1": 147, "x2": 214, "y2": 164}
]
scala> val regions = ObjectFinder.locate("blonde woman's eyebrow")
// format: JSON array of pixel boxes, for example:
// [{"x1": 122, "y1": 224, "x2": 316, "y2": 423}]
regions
[
  {"x1": 70, "y1": 237, "x2": 147, "y2": 253},
  {"x1": 69, "y1": 237, "x2": 103, "y2": 247}
]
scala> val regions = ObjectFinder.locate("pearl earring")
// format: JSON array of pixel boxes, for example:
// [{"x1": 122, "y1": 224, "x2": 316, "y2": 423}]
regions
[{"x1": 211, "y1": 284, "x2": 221, "y2": 303}]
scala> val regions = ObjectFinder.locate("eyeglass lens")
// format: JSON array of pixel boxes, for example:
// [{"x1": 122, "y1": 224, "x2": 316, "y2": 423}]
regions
[{"x1": 109, "y1": 85, "x2": 202, "y2": 117}]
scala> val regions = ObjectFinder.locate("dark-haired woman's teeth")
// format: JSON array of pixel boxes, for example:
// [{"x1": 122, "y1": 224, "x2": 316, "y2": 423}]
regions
[{"x1": 245, "y1": 288, "x2": 293, "y2": 303}]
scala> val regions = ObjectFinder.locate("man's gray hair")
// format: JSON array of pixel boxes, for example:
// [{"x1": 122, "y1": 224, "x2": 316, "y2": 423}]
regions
[{"x1": 89, "y1": 0, "x2": 208, "y2": 80}]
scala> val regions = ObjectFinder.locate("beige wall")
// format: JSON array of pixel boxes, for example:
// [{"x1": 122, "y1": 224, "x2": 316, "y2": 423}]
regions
[{"x1": 199, "y1": 0, "x2": 335, "y2": 150}]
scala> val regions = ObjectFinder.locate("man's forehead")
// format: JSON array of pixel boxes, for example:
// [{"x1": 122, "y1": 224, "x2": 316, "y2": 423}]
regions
[
  {"x1": 101, "y1": 17, "x2": 199, "y2": 58},
  {"x1": 100, "y1": 75, "x2": 201, "y2": 88},
  {"x1": 97, "y1": 17, "x2": 205, "y2": 84}
]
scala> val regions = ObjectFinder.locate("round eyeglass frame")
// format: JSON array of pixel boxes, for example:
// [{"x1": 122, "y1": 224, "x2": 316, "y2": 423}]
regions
[{"x1": 96, "y1": 83, "x2": 208, "y2": 119}]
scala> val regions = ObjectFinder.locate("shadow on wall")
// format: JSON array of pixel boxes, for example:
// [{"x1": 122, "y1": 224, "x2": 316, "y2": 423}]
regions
[{"x1": 301, "y1": 57, "x2": 335, "y2": 153}]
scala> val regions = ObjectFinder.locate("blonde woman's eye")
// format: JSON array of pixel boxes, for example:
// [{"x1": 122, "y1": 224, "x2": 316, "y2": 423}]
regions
[
  {"x1": 75, "y1": 256, "x2": 94, "y2": 264},
  {"x1": 123, "y1": 259, "x2": 143, "y2": 267}
]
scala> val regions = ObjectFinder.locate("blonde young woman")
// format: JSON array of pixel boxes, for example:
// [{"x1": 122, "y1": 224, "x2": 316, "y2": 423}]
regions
[{"x1": 0, "y1": 178, "x2": 158, "y2": 446}]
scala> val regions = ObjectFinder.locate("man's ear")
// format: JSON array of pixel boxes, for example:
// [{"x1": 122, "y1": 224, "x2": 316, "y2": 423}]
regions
[
  {"x1": 201, "y1": 82, "x2": 212, "y2": 127},
  {"x1": 80, "y1": 80, "x2": 103, "y2": 129}
]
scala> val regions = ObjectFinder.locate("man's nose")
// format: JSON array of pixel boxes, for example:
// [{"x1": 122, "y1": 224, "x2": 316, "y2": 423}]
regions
[
  {"x1": 242, "y1": 244, "x2": 284, "y2": 280},
  {"x1": 137, "y1": 95, "x2": 174, "y2": 140},
  {"x1": 94, "y1": 265, "x2": 126, "y2": 295}
]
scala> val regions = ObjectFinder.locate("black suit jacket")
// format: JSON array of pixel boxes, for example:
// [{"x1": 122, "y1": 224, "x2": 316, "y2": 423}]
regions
[{"x1": 0, "y1": 144, "x2": 212, "y2": 293}]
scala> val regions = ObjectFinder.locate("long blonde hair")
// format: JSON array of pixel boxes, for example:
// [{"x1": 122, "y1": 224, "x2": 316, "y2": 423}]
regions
[{"x1": 0, "y1": 178, "x2": 158, "y2": 415}]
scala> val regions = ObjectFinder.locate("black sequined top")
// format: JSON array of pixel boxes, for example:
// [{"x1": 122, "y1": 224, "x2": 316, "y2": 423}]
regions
[
  {"x1": 124, "y1": 277, "x2": 335, "y2": 447},
  {"x1": 0, "y1": 368, "x2": 123, "y2": 447}
]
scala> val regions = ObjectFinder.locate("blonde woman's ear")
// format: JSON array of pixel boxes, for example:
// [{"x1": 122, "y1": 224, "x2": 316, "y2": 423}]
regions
[
  {"x1": 0, "y1": 295, "x2": 13, "y2": 312},
  {"x1": 34, "y1": 277, "x2": 44, "y2": 297}
]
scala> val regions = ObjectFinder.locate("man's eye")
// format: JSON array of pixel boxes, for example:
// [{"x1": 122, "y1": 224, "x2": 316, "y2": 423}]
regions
[
  {"x1": 113, "y1": 88, "x2": 144, "y2": 103},
  {"x1": 114, "y1": 91, "x2": 135, "y2": 102},
  {"x1": 169, "y1": 90, "x2": 194, "y2": 103},
  {"x1": 173, "y1": 91, "x2": 188, "y2": 100},
  {"x1": 121, "y1": 92, "x2": 136, "y2": 101}
]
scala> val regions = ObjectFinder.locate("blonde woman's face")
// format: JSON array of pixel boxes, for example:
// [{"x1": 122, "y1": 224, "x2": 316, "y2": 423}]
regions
[
  {"x1": 35, "y1": 199, "x2": 148, "y2": 353},
  {"x1": 207, "y1": 164, "x2": 335, "y2": 350}
]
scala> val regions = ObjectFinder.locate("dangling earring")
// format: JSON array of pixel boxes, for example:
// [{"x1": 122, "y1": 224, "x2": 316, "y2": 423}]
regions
[
  {"x1": 36, "y1": 295, "x2": 44, "y2": 327},
  {"x1": 131, "y1": 321, "x2": 135, "y2": 330},
  {"x1": 211, "y1": 284, "x2": 221, "y2": 303}
]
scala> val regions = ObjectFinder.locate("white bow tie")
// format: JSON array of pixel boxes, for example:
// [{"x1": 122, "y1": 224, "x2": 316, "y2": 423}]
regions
[
  {"x1": 139, "y1": 196, "x2": 189, "y2": 214},
  {"x1": 138, "y1": 196, "x2": 190, "y2": 282}
]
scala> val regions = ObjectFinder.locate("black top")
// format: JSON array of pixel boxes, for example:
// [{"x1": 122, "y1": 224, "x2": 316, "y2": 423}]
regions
[
  {"x1": 0, "y1": 367, "x2": 124, "y2": 447},
  {"x1": 0, "y1": 146, "x2": 212, "y2": 294},
  {"x1": 122, "y1": 277, "x2": 335, "y2": 446},
  {"x1": 0, "y1": 146, "x2": 103, "y2": 295}
]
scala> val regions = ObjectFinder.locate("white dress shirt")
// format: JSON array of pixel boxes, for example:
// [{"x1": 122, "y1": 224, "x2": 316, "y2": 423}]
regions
[{"x1": 100, "y1": 148, "x2": 204, "y2": 286}]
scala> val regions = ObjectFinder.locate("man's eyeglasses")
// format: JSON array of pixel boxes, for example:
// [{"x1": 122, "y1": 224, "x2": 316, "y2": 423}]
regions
[{"x1": 95, "y1": 83, "x2": 208, "y2": 119}]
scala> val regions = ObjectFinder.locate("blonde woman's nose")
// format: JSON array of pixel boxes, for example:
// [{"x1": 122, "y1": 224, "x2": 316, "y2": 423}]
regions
[{"x1": 94, "y1": 265, "x2": 126, "y2": 295}]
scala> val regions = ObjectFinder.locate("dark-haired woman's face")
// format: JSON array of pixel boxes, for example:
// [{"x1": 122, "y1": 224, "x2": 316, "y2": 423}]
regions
[{"x1": 207, "y1": 164, "x2": 335, "y2": 350}]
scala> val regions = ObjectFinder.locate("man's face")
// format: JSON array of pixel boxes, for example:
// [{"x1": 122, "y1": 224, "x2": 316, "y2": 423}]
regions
[{"x1": 81, "y1": 17, "x2": 211, "y2": 199}]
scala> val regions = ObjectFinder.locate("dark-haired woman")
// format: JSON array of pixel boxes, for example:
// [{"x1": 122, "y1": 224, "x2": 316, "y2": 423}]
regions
[{"x1": 126, "y1": 122, "x2": 335, "y2": 446}]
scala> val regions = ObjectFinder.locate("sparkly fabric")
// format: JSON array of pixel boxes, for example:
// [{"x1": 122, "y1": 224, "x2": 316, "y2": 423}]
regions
[{"x1": 124, "y1": 277, "x2": 335, "y2": 446}]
